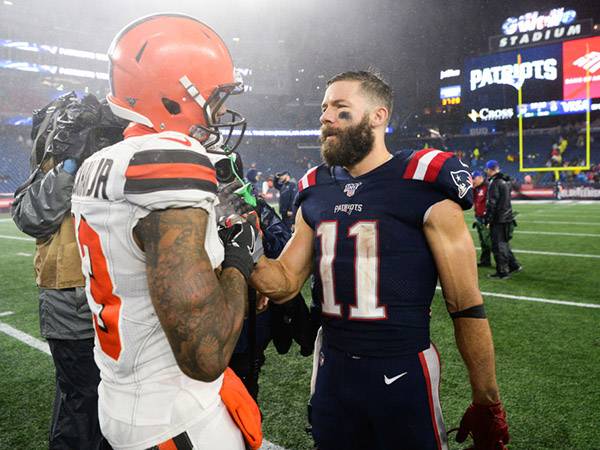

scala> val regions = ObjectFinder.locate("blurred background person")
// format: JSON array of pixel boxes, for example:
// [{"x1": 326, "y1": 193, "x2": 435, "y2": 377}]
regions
[
  {"x1": 485, "y1": 160, "x2": 522, "y2": 279},
  {"x1": 274, "y1": 170, "x2": 297, "y2": 229},
  {"x1": 472, "y1": 170, "x2": 492, "y2": 268},
  {"x1": 246, "y1": 162, "x2": 262, "y2": 192},
  {"x1": 260, "y1": 175, "x2": 279, "y2": 206}
]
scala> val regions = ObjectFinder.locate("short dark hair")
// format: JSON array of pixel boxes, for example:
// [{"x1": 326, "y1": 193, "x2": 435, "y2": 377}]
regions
[{"x1": 326, "y1": 70, "x2": 393, "y2": 120}]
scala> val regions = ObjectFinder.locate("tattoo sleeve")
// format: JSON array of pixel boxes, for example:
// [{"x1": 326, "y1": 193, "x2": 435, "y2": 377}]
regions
[{"x1": 135, "y1": 207, "x2": 247, "y2": 382}]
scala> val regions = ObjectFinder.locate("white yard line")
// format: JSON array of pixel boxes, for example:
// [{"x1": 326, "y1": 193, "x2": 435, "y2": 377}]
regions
[
  {"x1": 0, "y1": 321, "x2": 51, "y2": 355},
  {"x1": 474, "y1": 246, "x2": 600, "y2": 259},
  {"x1": 512, "y1": 200, "x2": 600, "y2": 205},
  {"x1": 470, "y1": 229, "x2": 600, "y2": 238},
  {"x1": 0, "y1": 314, "x2": 289, "y2": 450},
  {"x1": 16, "y1": 252, "x2": 32, "y2": 257},
  {"x1": 0, "y1": 311, "x2": 15, "y2": 317},
  {"x1": 511, "y1": 248, "x2": 600, "y2": 259},
  {"x1": 514, "y1": 230, "x2": 600, "y2": 237},
  {"x1": 0, "y1": 234, "x2": 34, "y2": 241},
  {"x1": 260, "y1": 441, "x2": 288, "y2": 450},
  {"x1": 516, "y1": 220, "x2": 599, "y2": 226},
  {"x1": 435, "y1": 287, "x2": 599, "y2": 309},
  {"x1": 522, "y1": 211, "x2": 600, "y2": 216}
]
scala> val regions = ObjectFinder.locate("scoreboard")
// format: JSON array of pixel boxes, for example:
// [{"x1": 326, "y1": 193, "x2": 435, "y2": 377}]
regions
[{"x1": 461, "y1": 35, "x2": 600, "y2": 123}]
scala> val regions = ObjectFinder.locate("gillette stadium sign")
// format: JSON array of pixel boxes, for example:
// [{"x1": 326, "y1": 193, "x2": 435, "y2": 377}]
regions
[{"x1": 489, "y1": 8, "x2": 593, "y2": 51}]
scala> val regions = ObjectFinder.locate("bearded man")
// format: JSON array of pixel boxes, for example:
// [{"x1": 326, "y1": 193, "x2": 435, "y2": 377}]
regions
[{"x1": 250, "y1": 71, "x2": 509, "y2": 450}]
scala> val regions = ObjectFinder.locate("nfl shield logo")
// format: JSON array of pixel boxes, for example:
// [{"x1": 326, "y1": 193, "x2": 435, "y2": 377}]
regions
[{"x1": 343, "y1": 182, "x2": 362, "y2": 197}]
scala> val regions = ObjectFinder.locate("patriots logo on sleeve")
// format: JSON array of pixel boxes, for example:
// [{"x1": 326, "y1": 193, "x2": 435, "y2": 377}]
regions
[
  {"x1": 402, "y1": 148, "x2": 474, "y2": 210},
  {"x1": 450, "y1": 170, "x2": 473, "y2": 199}
]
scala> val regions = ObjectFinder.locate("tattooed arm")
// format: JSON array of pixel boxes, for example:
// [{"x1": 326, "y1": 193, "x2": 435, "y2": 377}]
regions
[{"x1": 135, "y1": 207, "x2": 246, "y2": 382}]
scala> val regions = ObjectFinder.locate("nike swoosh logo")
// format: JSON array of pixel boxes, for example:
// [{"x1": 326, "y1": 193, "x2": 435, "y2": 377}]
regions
[
  {"x1": 161, "y1": 136, "x2": 192, "y2": 147},
  {"x1": 384, "y1": 372, "x2": 408, "y2": 385}
]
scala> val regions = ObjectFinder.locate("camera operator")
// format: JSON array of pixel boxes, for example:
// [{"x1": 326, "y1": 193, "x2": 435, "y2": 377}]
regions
[{"x1": 11, "y1": 93, "x2": 123, "y2": 449}]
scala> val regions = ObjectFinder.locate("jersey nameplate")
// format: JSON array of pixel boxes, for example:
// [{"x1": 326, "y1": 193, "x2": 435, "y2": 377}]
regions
[{"x1": 74, "y1": 158, "x2": 114, "y2": 200}]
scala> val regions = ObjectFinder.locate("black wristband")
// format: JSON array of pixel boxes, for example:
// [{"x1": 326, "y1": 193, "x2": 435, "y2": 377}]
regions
[
  {"x1": 450, "y1": 304, "x2": 487, "y2": 319},
  {"x1": 221, "y1": 249, "x2": 253, "y2": 281}
]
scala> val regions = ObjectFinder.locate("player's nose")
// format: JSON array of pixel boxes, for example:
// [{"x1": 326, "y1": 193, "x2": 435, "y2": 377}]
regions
[{"x1": 320, "y1": 108, "x2": 335, "y2": 125}]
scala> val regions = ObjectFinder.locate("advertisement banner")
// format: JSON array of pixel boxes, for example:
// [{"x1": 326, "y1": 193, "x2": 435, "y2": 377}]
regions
[{"x1": 563, "y1": 35, "x2": 600, "y2": 100}]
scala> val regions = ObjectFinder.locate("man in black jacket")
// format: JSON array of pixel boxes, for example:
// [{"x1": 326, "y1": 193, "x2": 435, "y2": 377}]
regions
[
  {"x1": 485, "y1": 160, "x2": 522, "y2": 279},
  {"x1": 274, "y1": 171, "x2": 298, "y2": 229}
]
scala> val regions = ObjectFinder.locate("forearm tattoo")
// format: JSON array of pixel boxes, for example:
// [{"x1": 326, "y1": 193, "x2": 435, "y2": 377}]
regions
[{"x1": 135, "y1": 208, "x2": 246, "y2": 381}]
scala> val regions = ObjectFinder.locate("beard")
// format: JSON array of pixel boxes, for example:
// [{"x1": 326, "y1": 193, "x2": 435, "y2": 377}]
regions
[{"x1": 319, "y1": 114, "x2": 375, "y2": 167}]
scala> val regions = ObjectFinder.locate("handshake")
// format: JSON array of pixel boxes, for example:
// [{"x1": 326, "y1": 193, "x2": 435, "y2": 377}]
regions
[{"x1": 218, "y1": 214, "x2": 263, "y2": 281}]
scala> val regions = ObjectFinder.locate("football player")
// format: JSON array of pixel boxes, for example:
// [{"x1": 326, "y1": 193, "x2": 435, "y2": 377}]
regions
[
  {"x1": 251, "y1": 71, "x2": 509, "y2": 450},
  {"x1": 71, "y1": 14, "x2": 261, "y2": 450}
]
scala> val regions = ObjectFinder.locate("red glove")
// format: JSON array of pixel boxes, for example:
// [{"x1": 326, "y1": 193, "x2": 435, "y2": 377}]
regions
[{"x1": 456, "y1": 402, "x2": 510, "y2": 449}]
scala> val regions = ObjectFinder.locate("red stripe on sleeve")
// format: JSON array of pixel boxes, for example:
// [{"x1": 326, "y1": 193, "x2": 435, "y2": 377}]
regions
[
  {"x1": 307, "y1": 167, "x2": 317, "y2": 186},
  {"x1": 423, "y1": 152, "x2": 453, "y2": 182},
  {"x1": 125, "y1": 163, "x2": 217, "y2": 184},
  {"x1": 419, "y1": 352, "x2": 443, "y2": 450},
  {"x1": 299, "y1": 166, "x2": 318, "y2": 192},
  {"x1": 403, "y1": 148, "x2": 437, "y2": 179}
]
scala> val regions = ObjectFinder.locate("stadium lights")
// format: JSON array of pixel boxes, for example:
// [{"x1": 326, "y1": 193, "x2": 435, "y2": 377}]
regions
[
  {"x1": 0, "y1": 39, "x2": 108, "y2": 61},
  {"x1": 231, "y1": 127, "x2": 394, "y2": 137},
  {"x1": 3, "y1": 117, "x2": 394, "y2": 137},
  {"x1": 1, "y1": 38, "x2": 252, "y2": 87},
  {"x1": 0, "y1": 59, "x2": 109, "y2": 80}
]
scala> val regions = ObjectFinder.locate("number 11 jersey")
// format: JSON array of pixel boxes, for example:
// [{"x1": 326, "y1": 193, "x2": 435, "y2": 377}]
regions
[{"x1": 296, "y1": 149, "x2": 473, "y2": 357}]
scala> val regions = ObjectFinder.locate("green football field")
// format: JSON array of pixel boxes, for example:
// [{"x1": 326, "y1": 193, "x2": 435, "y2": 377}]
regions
[{"x1": 1, "y1": 201, "x2": 599, "y2": 450}]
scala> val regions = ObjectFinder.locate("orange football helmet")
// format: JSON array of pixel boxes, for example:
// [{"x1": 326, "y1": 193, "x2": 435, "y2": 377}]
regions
[{"x1": 107, "y1": 13, "x2": 246, "y2": 153}]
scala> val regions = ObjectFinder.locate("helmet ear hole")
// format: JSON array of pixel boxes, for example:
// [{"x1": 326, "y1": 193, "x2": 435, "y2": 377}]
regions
[{"x1": 161, "y1": 97, "x2": 181, "y2": 115}]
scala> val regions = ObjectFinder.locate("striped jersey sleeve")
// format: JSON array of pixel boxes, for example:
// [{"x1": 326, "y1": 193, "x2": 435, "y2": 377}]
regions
[
  {"x1": 124, "y1": 144, "x2": 217, "y2": 211},
  {"x1": 295, "y1": 165, "x2": 320, "y2": 209},
  {"x1": 403, "y1": 148, "x2": 473, "y2": 210},
  {"x1": 298, "y1": 166, "x2": 319, "y2": 192}
]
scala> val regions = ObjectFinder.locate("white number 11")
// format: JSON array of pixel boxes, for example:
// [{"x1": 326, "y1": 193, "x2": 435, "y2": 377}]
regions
[{"x1": 316, "y1": 221, "x2": 386, "y2": 320}]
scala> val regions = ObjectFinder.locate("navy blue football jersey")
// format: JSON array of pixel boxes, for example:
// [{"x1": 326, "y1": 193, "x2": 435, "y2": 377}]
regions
[{"x1": 296, "y1": 149, "x2": 473, "y2": 357}]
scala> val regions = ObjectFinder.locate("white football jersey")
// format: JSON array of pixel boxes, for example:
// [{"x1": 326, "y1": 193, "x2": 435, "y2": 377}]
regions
[{"x1": 71, "y1": 131, "x2": 225, "y2": 444}]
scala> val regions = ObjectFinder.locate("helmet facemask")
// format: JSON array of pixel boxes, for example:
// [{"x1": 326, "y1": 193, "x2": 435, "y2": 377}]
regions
[{"x1": 180, "y1": 77, "x2": 246, "y2": 155}]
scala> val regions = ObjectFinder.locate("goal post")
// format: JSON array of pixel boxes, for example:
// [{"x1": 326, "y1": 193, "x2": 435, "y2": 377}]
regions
[{"x1": 517, "y1": 50, "x2": 592, "y2": 174}]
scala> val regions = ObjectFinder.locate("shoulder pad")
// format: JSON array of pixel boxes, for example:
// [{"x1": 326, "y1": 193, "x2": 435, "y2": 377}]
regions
[
  {"x1": 402, "y1": 148, "x2": 454, "y2": 182},
  {"x1": 403, "y1": 148, "x2": 473, "y2": 209},
  {"x1": 297, "y1": 165, "x2": 322, "y2": 192},
  {"x1": 124, "y1": 132, "x2": 217, "y2": 198}
]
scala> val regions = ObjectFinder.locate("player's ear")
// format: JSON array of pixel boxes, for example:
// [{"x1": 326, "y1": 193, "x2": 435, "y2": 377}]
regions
[{"x1": 370, "y1": 105, "x2": 389, "y2": 128}]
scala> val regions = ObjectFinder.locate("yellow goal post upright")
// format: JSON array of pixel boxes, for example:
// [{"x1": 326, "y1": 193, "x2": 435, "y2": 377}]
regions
[{"x1": 517, "y1": 50, "x2": 592, "y2": 175}]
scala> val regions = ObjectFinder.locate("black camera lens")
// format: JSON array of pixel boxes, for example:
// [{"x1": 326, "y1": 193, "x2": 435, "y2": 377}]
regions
[{"x1": 215, "y1": 158, "x2": 235, "y2": 183}]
